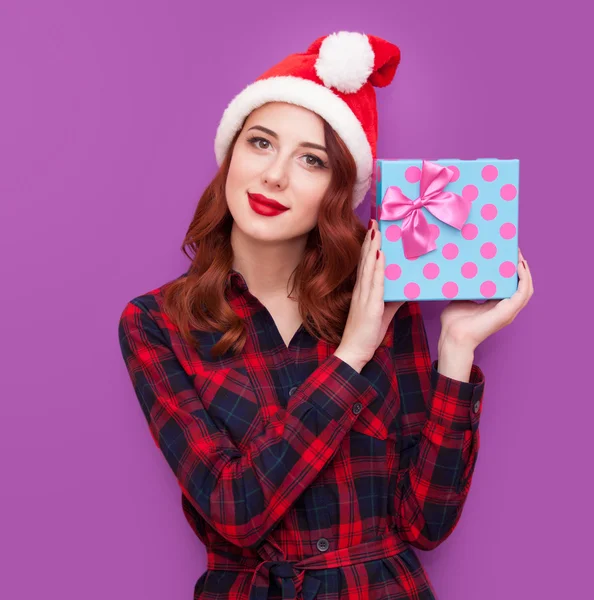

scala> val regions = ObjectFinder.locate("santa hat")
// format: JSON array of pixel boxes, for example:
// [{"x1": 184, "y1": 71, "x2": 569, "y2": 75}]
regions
[{"x1": 214, "y1": 31, "x2": 401, "y2": 209}]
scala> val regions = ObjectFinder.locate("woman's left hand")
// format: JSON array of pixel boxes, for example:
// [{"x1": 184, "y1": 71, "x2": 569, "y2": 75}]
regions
[{"x1": 439, "y1": 247, "x2": 534, "y2": 352}]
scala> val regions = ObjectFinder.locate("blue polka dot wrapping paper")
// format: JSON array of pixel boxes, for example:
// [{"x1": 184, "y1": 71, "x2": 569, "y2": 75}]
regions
[{"x1": 370, "y1": 158, "x2": 520, "y2": 301}]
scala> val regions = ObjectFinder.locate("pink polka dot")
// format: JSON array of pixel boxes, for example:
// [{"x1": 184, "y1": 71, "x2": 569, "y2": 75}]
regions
[
  {"x1": 386, "y1": 224, "x2": 402, "y2": 242},
  {"x1": 480, "y1": 242, "x2": 497, "y2": 259},
  {"x1": 385, "y1": 263, "x2": 402, "y2": 280},
  {"x1": 428, "y1": 223, "x2": 441, "y2": 240},
  {"x1": 481, "y1": 203, "x2": 498, "y2": 220},
  {"x1": 442, "y1": 282, "x2": 459, "y2": 298},
  {"x1": 499, "y1": 261, "x2": 516, "y2": 277},
  {"x1": 461, "y1": 262, "x2": 478, "y2": 278},
  {"x1": 500, "y1": 222, "x2": 517, "y2": 239},
  {"x1": 500, "y1": 184, "x2": 517, "y2": 201},
  {"x1": 482, "y1": 165, "x2": 499, "y2": 182},
  {"x1": 447, "y1": 165, "x2": 460, "y2": 182},
  {"x1": 442, "y1": 243, "x2": 459, "y2": 259},
  {"x1": 405, "y1": 166, "x2": 421, "y2": 183},
  {"x1": 462, "y1": 223, "x2": 478, "y2": 240},
  {"x1": 462, "y1": 185, "x2": 479, "y2": 202},
  {"x1": 404, "y1": 282, "x2": 421, "y2": 299},
  {"x1": 480, "y1": 281, "x2": 497, "y2": 297},
  {"x1": 423, "y1": 263, "x2": 440, "y2": 279}
]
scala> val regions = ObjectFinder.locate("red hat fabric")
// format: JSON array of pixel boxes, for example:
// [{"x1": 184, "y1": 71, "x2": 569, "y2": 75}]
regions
[{"x1": 214, "y1": 31, "x2": 401, "y2": 209}]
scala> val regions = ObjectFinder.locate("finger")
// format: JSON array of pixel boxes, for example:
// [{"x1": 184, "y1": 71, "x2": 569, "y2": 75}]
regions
[
  {"x1": 355, "y1": 222, "x2": 374, "y2": 293},
  {"x1": 517, "y1": 254, "x2": 533, "y2": 307},
  {"x1": 518, "y1": 247, "x2": 534, "y2": 295},
  {"x1": 478, "y1": 251, "x2": 532, "y2": 330},
  {"x1": 356, "y1": 224, "x2": 373, "y2": 297},
  {"x1": 358, "y1": 220, "x2": 377, "y2": 274},
  {"x1": 360, "y1": 221, "x2": 381, "y2": 301},
  {"x1": 370, "y1": 245, "x2": 385, "y2": 304},
  {"x1": 522, "y1": 255, "x2": 534, "y2": 297},
  {"x1": 484, "y1": 278, "x2": 526, "y2": 330}
]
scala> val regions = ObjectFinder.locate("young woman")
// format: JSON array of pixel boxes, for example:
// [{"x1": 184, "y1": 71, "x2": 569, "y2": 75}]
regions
[{"x1": 118, "y1": 31, "x2": 533, "y2": 600}]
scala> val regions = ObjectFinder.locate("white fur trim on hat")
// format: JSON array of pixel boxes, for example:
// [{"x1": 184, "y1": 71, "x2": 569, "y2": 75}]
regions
[
  {"x1": 315, "y1": 32, "x2": 375, "y2": 94},
  {"x1": 214, "y1": 76, "x2": 373, "y2": 209}
]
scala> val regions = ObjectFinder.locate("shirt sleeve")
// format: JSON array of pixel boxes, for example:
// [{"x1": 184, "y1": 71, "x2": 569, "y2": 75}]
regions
[
  {"x1": 118, "y1": 299, "x2": 378, "y2": 549},
  {"x1": 390, "y1": 301, "x2": 485, "y2": 551}
]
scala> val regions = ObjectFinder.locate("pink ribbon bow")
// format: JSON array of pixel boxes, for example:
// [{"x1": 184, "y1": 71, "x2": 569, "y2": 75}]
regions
[{"x1": 379, "y1": 160, "x2": 472, "y2": 259}]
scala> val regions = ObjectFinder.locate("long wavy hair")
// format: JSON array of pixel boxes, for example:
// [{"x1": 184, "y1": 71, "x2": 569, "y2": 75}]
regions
[{"x1": 163, "y1": 113, "x2": 370, "y2": 358}]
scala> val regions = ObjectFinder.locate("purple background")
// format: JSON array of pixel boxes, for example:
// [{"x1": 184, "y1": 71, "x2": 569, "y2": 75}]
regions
[{"x1": 0, "y1": 1, "x2": 590, "y2": 598}]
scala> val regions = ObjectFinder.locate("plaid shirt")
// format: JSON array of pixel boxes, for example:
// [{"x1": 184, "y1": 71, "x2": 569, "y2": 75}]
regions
[{"x1": 118, "y1": 269, "x2": 485, "y2": 600}]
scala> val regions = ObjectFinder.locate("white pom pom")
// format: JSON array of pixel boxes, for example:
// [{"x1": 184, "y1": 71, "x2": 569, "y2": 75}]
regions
[{"x1": 314, "y1": 32, "x2": 375, "y2": 94}]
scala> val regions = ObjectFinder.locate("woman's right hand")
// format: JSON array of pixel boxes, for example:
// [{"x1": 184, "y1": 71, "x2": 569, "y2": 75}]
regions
[{"x1": 335, "y1": 219, "x2": 405, "y2": 371}]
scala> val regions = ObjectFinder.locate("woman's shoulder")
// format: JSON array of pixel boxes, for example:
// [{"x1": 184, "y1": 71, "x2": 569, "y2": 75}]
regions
[{"x1": 119, "y1": 270, "x2": 189, "y2": 325}]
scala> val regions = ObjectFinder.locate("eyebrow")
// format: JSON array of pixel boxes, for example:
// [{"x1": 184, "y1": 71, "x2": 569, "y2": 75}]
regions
[{"x1": 247, "y1": 125, "x2": 327, "y2": 153}]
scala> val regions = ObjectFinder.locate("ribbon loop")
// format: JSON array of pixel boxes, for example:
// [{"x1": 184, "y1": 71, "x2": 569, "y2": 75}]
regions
[
  {"x1": 379, "y1": 160, "x2": 471, "y2": 259},
  {"x1": 249, "y1": 559, "x2": 313, "y2": 600},
  {"x1": 270, "y1": 561, "x2": 298, "y2": 579}
]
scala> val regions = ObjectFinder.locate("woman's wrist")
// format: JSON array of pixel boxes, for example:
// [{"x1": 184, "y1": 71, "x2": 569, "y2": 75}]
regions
[
  {"x1": 436, "y1": 336, "x2": 475, "y2": 383},
  {"x1": 334, "y1": 346, "x2": 367, "y2": 373}
]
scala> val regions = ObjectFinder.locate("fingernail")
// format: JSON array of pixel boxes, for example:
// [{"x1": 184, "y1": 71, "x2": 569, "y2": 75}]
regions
[
  {"x1": 522, "y1": 260, "x2": 526, "y2": 269},
  {"x1": 371, "y1": 229, "x2": 375, "y2": 240},
  {"x1": 376, "y1": 249, "x2": 379, "y2": 259},
  {"x1": 368, "y1": 219, "x2": 372, "y2": 230}
]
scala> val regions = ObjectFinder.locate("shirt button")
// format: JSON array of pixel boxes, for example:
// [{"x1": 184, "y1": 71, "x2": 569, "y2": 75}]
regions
[
  {"x1": 316, "y1": 537, "x2": 329, "y2": 552},
  {"x1": 352, "y1": 402, "x2": 363, "y2": 415},
  {"x1": 473, "y1": 399, "x2": 481, "y2": 414},
  {"x1": 289, "y1": 386, "x2": 298, "y2": 396}
]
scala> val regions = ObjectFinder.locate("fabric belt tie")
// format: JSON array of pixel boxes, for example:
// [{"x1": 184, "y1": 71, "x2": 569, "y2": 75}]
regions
[{"x1": 206, "y1": 531, "x2": 409, "y2": 600}]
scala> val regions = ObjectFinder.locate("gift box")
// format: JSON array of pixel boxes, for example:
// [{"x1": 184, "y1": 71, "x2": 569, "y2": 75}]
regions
[{"x1": 371, "y1": 158, "x2": 520, "y2": 301}]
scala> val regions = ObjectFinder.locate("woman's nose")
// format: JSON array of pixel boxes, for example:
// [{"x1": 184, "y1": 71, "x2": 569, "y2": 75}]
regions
[
  {"x1": 264, "y1": 177, "x2": 282, "y2": 188},
  {"x1": 262, "y1": 167, "x2": 287, "y2": 188}
]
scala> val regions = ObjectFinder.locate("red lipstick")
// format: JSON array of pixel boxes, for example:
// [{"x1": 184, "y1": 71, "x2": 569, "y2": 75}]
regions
[{"x1": 247, "y1": 192, "x2": 289, "y2": 217}]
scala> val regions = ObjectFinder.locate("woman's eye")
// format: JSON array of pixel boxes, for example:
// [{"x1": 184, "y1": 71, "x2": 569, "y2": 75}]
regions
[
  {"x1": 247, "y1": 136, "x2": 270, "y2": 150},
  {"x1": 305, "y1": 155, "x2": 326, "y2": 168},
  {"x1": 247, "y1": 136, "x2": 327, "y2": 169}
]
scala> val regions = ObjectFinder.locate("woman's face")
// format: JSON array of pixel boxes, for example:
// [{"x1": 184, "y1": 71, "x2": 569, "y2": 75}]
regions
[{"x1": 225, "y1": 102, "x2": 332, "y2": 241}]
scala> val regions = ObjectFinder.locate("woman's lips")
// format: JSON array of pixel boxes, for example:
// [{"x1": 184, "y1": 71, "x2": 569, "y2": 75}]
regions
[
  {"x1": 248, "y1": 193, "x2": 288, "y2": 210},
  {"x1": 247, "y1": 193, "x2": 289, "y2": 217}
]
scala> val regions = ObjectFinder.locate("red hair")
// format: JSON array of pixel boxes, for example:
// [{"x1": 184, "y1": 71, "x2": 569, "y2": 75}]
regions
[{"x1": 163, "y1": 116, "x2": 371, "y2": 358}]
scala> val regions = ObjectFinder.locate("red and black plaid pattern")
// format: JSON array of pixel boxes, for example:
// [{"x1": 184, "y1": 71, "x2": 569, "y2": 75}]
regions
[{"x1": 118, "y1": 269, "x2": 485, "y2": 599}]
